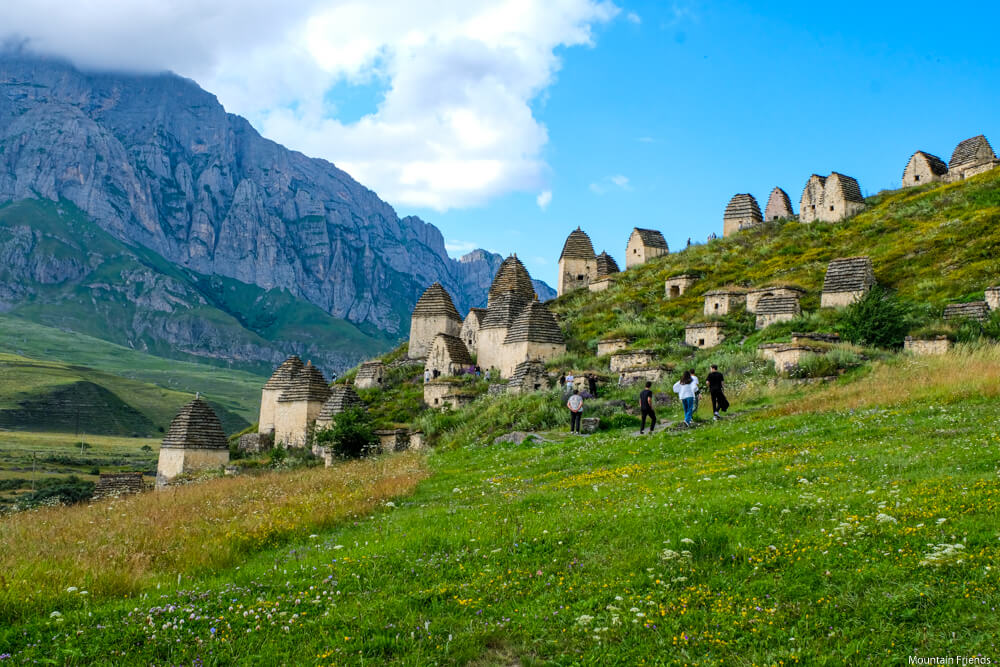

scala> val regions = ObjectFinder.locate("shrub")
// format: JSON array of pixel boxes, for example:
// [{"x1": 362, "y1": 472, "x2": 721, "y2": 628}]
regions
[
  {"x1": 838, "y1": 285, "x2": 909, "y2": 348},
  {"x1": 313, "y1": 408, "x2": 379, "y2": 459},
  {"x1": 599, "y1": 413, "x2": 641, "y2": 430}
]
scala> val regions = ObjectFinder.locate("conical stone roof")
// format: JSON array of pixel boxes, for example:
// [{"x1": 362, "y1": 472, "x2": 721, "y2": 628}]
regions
[
  {"x1": 481, "y1": 291, "x2": 529, "y2": 330},
  {"x1": 822, "y1": 257, "x2": 875, "y2": 293},
  {"x1": 161, "y1": 397, "x2": 228, "y2": 450},
  {"x1": 559, "y1": 227, "x2": 596, "y2": 261},
  {"x1": 756, "y1": 294, "x2": 800, "y2": 315},
  {"x1": 949, "y1": 135, "x2": 996, "y2": 169},
  {"x1": 595, "y1": 251, "x2": 620, "y2": 277},
  {"x1": 503, "y1": 301, "x2": 564, "y2": 344},
  {"x1": 412, "y1": 282, "x2": 462, "y2": 322},
  {"x1": 905, "y1": 151, "x2": 948, "y2": 179},
  {"x1": 488, "y1": 255, "x2": 536, "y2": 307},
  {"x1": 263, "y1": 355, "x2": 304, "y2": 390},
  {"x1": 764, "y1": 187, "x2": 794, "y2": 220},
  {"x1": 724, "y1": 194, "x2": 762, "y2": 222},
  {"x1": 277, "y1": 363, "x2": 331, "y2": 403},
  {"x1": 317, "y1": 385, "x2": 364, "y2": 422}
]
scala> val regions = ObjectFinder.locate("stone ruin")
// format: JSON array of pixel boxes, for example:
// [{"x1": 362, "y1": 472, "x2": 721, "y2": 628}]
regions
[
  {"x1": 558, "y1": 228, "x2": 597, "y2": 295},
  {"x1": 92, "y1": 472, "x2": 147, "y2": 500},
  {"x1": 755, "y1": 294, "x2": 802, "y2": 329},
  {"x1": 764, "y1": 187, "x2": 795, "y2": 221},
  {"x1": 314, "y1": 384, "x2": 364, "y2": 430},
  {"x1": 477, "y1": 255, "x2": 538, "y2": 373},
  {"x1": 609, "y1": 349, "x2": 657, "y2": 373},
  {"x1": 498, "y1": 300, "x2": 566, "y2": 378},
  {"x1": 618, "y1": 367, "x2": 668, "y2": 386},
  {"x1": 746, "y1": 286, "x2": 806, "y2": 313},
  {"x1": 274, "y1": 362, "x2": 330, "y2": 448},
  {"x1": 904, "y1": 336, "x2": 952, "y2": 356},
  {"x1": 685, "y1": 322, "x2": 725, "y2": 349},
  {"x1": 723, "y1": 193, "x2": 762, "y2": 237},
  {"x1": 791, "y1": 332, "x2": 840, "y2": 345},
  {"x1": 664, "y1": 274, "x2": 699, "y2": 299},
  {"x1": 943, "y1": 302, "x2": 989, "y2": 322},
  {"x1": 237, "y1": 430, "x2": 273, "y2": 455},
  {"x1": 425, "y1": 333, "x2": 474, "y2": 377},
  {"x1": 156, "y1": 397, "x2": 229, "y2": 488},
  {"x1": 946, "y1": 135, "x2": 999, "y2": 182},
  {"x1": 626, "y1": 228, "x2": 668, "y2": 268},
  {"x1": 758, "y1": 344, "x2": 825, "y2": 375},
  {"x1": 408, "y1": 282, "x2": 463, "y2": 359},
  {"x1": 986, "y1": 287, "x2": 1000, "y2": 311},
  {"x1": 423, "y1": 380, "x2": 475, "y2": 410},
  {"x1": 354, "y1": 360, "x2": 385, "y2": 389},
  {"x1": 821, "y1": 256, "x2": 875, "y2": 308},
  {"x1": 703, "y1": 288, "x2": 746, "y2": 316},
  {"x1": 589, "y1": 251, "x2": 621, "y2": 292},
  {"x1": 258, "y1": 355, "x2": 303, "y2": 436},
  {"x1": 799, "y1": 172, "x2": 865, "y2": 223},
  {"x1": 597, "y1": 338, "x2": 631, "y2": 357},
  {"x1": 461, "y1": 307, "x2": 487, "y2": 355},
  {"x1": 902, "y1": 151, "x2": 948, "y2": 188},
  {"x1": 508, "y1": 359, "x2": 549, "y2": 394}
]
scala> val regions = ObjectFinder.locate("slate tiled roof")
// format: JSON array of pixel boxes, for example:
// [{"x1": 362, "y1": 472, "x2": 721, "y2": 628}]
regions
[
  {"x1": 704, "y1": 287, "x2": 747, "y2": 297},
  {"x1": 355, "y1": 361, "x2": 384, "y2": 381},
  {"x1": 92, "y1": 472, "x2": 146, "y2": 499},
  {"x1": 724, "y1": 194, "x2": 762, "y2": 222},
  {"x1": 263, "y1": 355, "x2": 304, "y2": 390},
  {"x1": 686, "y1": 322, "x2": 725, "y2": 330},
  {"x1": 826, "y1": 172, "x2": 865, "y2": 203},
  {"x1": 822, "y1": 257, "x2": 875, "y2": 293},
  {"x1": 749, "y1": 285, "x2": 806, "y2": 296},
  {"x1": 756, "y1": 295, "x2": 801, "y2": 315},
  {"x1": 161, "y1": 398, "x2": 228, "y2": 449},
  {"x1": 481, "y1": 291, "x2": 529, "y2": 330},
  {"x1": 595, "y1": 251, "x2": 620, "y2": 277},
  {"x1": 630, "y1": 228, "x2": 668, "y2": 249},
  {"x1": 559, "y1": 227, "x2": 596, "y2": 261},
  {"x1": 949, "y1": 135, "x2": 996, "y2": 169},
  {"x1": 503, "y1": 301, "x2": 564, "y2": 344},
  {"x1": 906, "y1": 151, "x2": 948, "y2": 179},
  {"x1": 508, "y1": 360, "x2": 548, "y2": 390},
  {"x1": 432, "y1": 333, "x2": 474, "y2": 366},
  {"x1": 277, "y1": 363, "x2": 331, "y2": 403},
  {"x1": 465, "y1": 308, "x2": 487, "y2": 326},
  {"x1": 488, "y1": 255, "x2": 536, "y2": 306},
  {"x1": 412, "y1": 282, "x2": 462, "y2": 321},
  {"x1": 764, "y1": 187, "x2": 794, "y2": 220},
  {"x1": 317, "y1": 385, "x2": 364, "y2": 422},
  {"x1": 943, "y1": 301, "x2": 989, "y2": 322}
]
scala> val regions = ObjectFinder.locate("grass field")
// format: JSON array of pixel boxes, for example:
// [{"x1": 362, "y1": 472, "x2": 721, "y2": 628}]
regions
[{"x1": 1, "y1": 348, "x2": 997, "y2": 664}]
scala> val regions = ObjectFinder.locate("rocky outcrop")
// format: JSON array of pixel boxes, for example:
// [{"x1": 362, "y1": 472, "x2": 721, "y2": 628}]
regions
[{"x1": 0, "y1": 53, "x2": 553, "y2": 340}]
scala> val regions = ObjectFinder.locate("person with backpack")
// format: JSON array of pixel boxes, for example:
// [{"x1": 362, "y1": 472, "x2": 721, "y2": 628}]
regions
[
  {"x1": 567, "y1": 389, "x2": 584, "y2": 434},
  {"x1": 638, "y1": 381, "x2": 656, "y2": 434},
  {"x1": 706, "y1": 364, "x2": 729, "y2": 420},
  {"x1": 672, "y1": 371, "x2": 697, "y2": 427}
]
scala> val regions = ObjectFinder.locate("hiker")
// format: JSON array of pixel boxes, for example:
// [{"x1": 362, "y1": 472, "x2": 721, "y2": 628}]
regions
[
  {"x1": 688, "y1": 368, "x2": 700, "y2": 414},
  {"x1": 707, "y1": 364, "x2": 729, "y2": 420},
  {"x1": 639, "y1": 381, "x2": 656, "y2": 434},
  {"x1": 558, "y1": 372, "x2": 566, "y2": 392},
  {"x1": 672, "y1": 371, "x2": 697, "y2": 427},
  {"x1": 618, "y1": 372, "x2": 626, "y2": 387},
  {"x1": 587, "y1": 373, "x2": 598, "y2": 397},
  {"x1": 423, "y1": 369, "x2": 431, "y2": 383},
  {"x1": 567, "y1": 389, "x2": 584, "y2": 434}
]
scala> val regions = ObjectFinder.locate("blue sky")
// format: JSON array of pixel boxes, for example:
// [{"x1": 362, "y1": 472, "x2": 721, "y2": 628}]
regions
[{"x1": 400, "y1": 1, "x2": 1000, "y2": 286}]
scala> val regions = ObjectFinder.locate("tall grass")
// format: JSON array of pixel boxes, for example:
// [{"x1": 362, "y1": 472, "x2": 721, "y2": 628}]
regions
[{"x1": 0, "y1": 452, "x2": 427, "y2": 622}]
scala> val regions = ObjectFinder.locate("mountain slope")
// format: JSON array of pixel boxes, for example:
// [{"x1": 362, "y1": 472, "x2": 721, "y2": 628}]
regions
[{"x1": 0, "y1": 53, "x2": 553, "y2": 347}]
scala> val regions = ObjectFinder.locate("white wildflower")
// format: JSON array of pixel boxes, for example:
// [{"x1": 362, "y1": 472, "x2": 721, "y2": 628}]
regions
[{"x1": 875, "y1": 513, "x2": 897, "y2": 524}]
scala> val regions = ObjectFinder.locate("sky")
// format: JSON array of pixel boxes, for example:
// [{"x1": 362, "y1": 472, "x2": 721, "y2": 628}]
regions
[{"x1": 2, "y1": 1, "x2": 1000, "y2": 287}]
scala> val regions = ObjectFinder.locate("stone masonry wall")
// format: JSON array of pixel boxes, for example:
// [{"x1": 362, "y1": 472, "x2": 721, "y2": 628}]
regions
[{"x1": 904, "y1": 337, "x2": 952, "y2": 355}]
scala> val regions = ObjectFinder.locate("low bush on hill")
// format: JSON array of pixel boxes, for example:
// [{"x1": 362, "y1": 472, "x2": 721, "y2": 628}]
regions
[
  {"x1": 838, "y1": 284, "x2": 910, "y2": 348},
  {"x1": 314, "y1": 408, "x2": 379, "y2": 459}
]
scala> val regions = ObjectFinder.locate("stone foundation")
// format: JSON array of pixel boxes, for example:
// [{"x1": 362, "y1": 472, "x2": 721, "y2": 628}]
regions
[
  {"x1": 156, "y1": 447, "x2": 229, "y2": 488},
  {"x1": 619, "y1": 367, "x2": 667, "y2": 386},
  {"x1": 664, "y1": 275, "x2": 698, "y2": 299},
  {"x1": 756, "y1": 311, "x2": 798, "y2": 330},
  {"x1": 274, "y1": 399, "x2": 323, "y2": 448},
  {"x1": 423, "y1": 381, "x2": 474, "y2": 410},
  {"x1": 769, "y1": 345, "x2": 824, "y2": 375},
  {"x1": 238, "y1": 431, "x2": 274, "y2": 455},
  {"x1": 588, "y1": 277, "x2": 616, "y2": 292},
  {"x1": 904, "y1": 336, "x2": 952, "y2": 355},
  {"x1": 703, "y1": 291, "x2": 745, "y2": 316},
  {"x1": 609, "y1": 350, "x2": 656, "y2": 373},
  {"x1": 92, "y1": 472, "x2": 147, "y2": 500},
  {"x1": 374, "y1": 429, "x2": 411, "y2": 453},
  {"x1": 987, "y1": 287, "x2": 1000, "y2": 311}
]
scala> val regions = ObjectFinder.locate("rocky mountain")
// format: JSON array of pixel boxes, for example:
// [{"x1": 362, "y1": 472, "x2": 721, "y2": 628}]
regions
[{"x1": 0, "y1": 53, "x2": 554, "y2": 360}]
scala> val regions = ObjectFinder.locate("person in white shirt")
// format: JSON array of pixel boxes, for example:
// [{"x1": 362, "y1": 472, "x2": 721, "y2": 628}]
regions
[
  {"x1": 673, "y1": 371, "x2": 697, "y2": 427},
  {"x1": 566, "y1": 389, "x2": 584, "y2": 434},
  {"x1": 565, "y1": 372, "x2": 575, "y2": 388},
  {"x1": 688, "y1": 368, "x2": 700, "y2": 413},
  {"x1": 424, "y1": 369, "x2": 431, "y2": 383}
]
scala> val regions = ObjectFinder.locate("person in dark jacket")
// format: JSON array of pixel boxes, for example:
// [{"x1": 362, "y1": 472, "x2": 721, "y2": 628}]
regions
[
  {"x1": 638, "y1": 381, "x2": 656, "y2": 434},
  {"x1": 706, "y1": 364, "x2": 729, "y2": 419},
  {"x1": 587, "y1": 373, "x2": 598, "y2": 397}
]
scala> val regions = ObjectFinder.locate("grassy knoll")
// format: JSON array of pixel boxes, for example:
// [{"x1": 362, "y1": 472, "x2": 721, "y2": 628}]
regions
[{"x1": 2, "y1": 349, "x2": 998, "y2": 664}]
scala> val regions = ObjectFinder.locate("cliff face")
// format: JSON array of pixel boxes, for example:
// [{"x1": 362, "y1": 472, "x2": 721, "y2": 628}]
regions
[{"x1": 0, "y1": 54, "x2": 552, "y2": 339}]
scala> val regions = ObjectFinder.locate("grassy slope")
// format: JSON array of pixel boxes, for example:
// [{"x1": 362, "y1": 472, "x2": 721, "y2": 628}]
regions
[{"x1": 2, "y1": 349, "x2": 998, "y2": 663}]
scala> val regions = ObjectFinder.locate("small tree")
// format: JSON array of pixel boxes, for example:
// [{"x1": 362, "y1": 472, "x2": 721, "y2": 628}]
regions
[
  {"x1": 314, "y1": 408, "x2": 379, "y2": 459},
  {"x1": 838, "y1": 284, "x2": 909, "y2": 349}
]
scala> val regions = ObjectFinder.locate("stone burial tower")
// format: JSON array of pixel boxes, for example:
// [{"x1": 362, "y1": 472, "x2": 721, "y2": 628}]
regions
[
  {"x1": 902, "y1": 151, "x2": 948, "y2": 188},
  {"x1": 625, "y1": 228, "x2": 668, "y2": 268},
  {"x1": 274, "y1": 362, "x2": 331, "y2": 448},
  {"x1": 156, "y1": 396, "x2": 229, "y2": 488},
  {"x1": 821, "y1": 256, "x2": 875, "y2": 308},
  {"x1": 946, "y1": 135, "x2": 999, "y2": 182},
  {"x1": 407, "y1": 282, "x2": 463, "y2": 359},
  {"x1": 557, "y1": 228, "x2": 597, "y2": 295},
  {"x1": 499, "y1": 300, "x2": 566, "y2": 378},
  {"x1": 478, "y1": 255, "x2": 537, "y2": 372},
  {"x1": 258, "y1": 355, "x2": 304, "y2": 437},
  {"x1": 723, "y1": 194, "x2": 762, "y2": 236},
  {"x1": 764, "y1": 187, "x2": 795, "y2": 221}
]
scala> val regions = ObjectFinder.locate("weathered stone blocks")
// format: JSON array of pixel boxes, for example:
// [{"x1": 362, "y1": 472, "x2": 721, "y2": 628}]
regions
[
  {"x1": 904, "y1": 336, "x2": 952, "y2": 355},
  {"x1": 685, "y1": 322, "x2": 725, "y2": 349},
  {"x1": 665, "y1": 274, "x2": 698, "y2": 299}
]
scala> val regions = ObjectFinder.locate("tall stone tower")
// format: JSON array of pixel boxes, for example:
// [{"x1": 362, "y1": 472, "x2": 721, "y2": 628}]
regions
[
  {"x1": 407, "y1": 282, "x2": 463, "y2": 359},
  {"x1": 478, "y1": 255, "x2": 537, "y2": 372},
  {"x1": 258, "y1": 355, "x2": 304, "y2": 436},
  {"x1": 557, "y1": 228, "x2": 597, "y2": 296}
]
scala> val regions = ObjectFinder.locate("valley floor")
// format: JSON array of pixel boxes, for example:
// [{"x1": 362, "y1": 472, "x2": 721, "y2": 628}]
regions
[{"x1": 3, "y1": 356, "x2": 999, "y2": 665}]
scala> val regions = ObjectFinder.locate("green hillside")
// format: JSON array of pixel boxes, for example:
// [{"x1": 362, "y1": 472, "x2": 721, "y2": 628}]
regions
[{"x1": 0, "y1": 199, "x2": 392, "y2": 376}]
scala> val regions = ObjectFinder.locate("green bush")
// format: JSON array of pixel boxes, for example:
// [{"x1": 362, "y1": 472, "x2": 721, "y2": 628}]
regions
[
  {"x1": 599, "y1": 413, "x2": 641, "y2": 430},
  {"x1": 313, "y1": 408, "x2": 379, "y2": 459},
  {"x1": 838, "y1": 285, "x2": 910, "y2": 349}
]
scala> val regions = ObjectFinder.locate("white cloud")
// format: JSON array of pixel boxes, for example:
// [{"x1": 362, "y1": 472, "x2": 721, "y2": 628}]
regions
[
  {"x1": 590, "y1": 173, "x2": 632, "y2": 195},
  {"x1": 0, "y1": 1, "x2": 619, "y2": 212},
  {"x1": 445, "y1": 239, "x2": 479, "y2": 254},
  {"x1": 610, "y1": 174, "x2": 631, "y2": 189},
  {"x1": 625, "y1": 11, "x2": 641, "y2": 24},
  {"x1": 536, "y1": 190, "x2": 553, "y2": 209},
  {"x1": 637, "y1": 136, "x2": 655, "y2": 143}
]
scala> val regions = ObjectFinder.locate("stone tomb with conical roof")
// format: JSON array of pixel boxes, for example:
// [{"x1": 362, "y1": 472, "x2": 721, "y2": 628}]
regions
[
  {"x1": 557, "y1": 227, "x2": 597, "y2": 296},
  {"x1": 461, "y1": 307, "x2": 487, "y2": 356},
  {"x1": 274, "y1": 362, "x2": 331, "y2": 447},
  {"x1": 259, "y1": 355, "x2": 303, "y2": 436},
  {"x1": 354, "y1": 361, "x2": 385, "y2": 389},
  {"x1": 755, "y1": 294, "x2": 802, "y2": 329},
  {"x1": 314, "y1": 384, "x2": 364, "y2": 430},
  {"x1": 426, "y1": 333, "x2": 474, "y2": 377},
  {"x1": 902, "y1": 151, "x2": 948, "y2": 188},
  {"x1": 408, "y1": 282, "x2": 463, "y2": 359},
  {"x1": 821, "y1": 257, "x2": 875, "y2": 308},
  {"x1": 156, "y1": 397, "x2": 230, "y2": 488},
  {"x1": 764, "y1": 187, "x2": 795, "y2": 221},
  {"x1": 946, "y1": 135, "x2": 999, "y2": 182},
  {"x1": 626, "y1": 228, "x2": 668, "y2": 268},
  {"x1": 723, "y1": 194, "x2": 763, "y2": 236},
  {"x1": 799, "y1": 174, "x2": 827, "y2": 223},
  {"x1": 819, "y1": 173, "x2": 865, "y2": 222},
  {"x1": 589, "y1": 251, "x2": 622, "y2": 292},
  {"x1": 508, "y1": 359, "x2": 549, "y2": 394},
  {"x1": 488, "y1": 255, "x2": 536, "y2": 307},
  {"x1": 498, "y1": 300, "x2": 566, "y2": 378}
]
